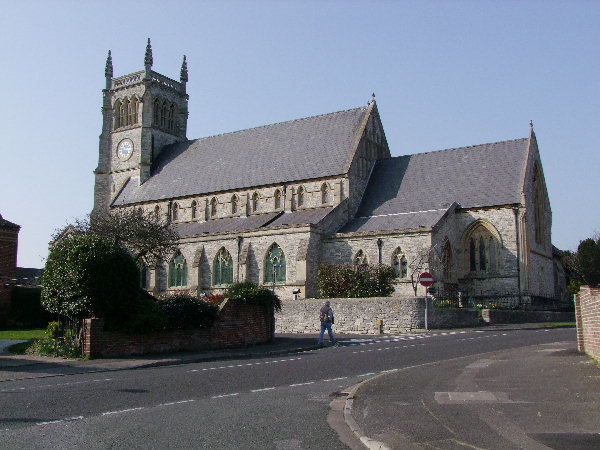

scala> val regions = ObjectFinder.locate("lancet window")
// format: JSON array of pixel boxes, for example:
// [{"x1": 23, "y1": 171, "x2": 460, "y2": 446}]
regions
[
  {"x1": 392, "y1": 248, "x2": 408, "y2": 278},
  {"x1": 465, "y1": 223, "x2": 500, "y2": 275},
  {"x1": 113, "y1": 96, "x2": 139, "y2": 129}
]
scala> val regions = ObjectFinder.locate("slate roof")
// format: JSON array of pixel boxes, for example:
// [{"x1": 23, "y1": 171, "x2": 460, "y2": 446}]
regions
[
  {"x1": 342, "y1": 138, "x2": 530, "y2": 233},
  {"x1": 113, "y1": 106, "x2": 370, "y2": 206},
  {"x1": 172, "y1": 207, "x2": 335, "y2": 238}
]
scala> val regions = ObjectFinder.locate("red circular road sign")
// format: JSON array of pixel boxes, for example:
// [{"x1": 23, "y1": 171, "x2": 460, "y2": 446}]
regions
[{"x1": 419, "y1": 272, "x2": 434, "y2": 287}]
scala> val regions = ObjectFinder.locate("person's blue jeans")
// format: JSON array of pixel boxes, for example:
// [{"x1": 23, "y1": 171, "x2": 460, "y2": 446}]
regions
[{"x1": 318, "y1": 321, "x2": 336, "y2": 344}]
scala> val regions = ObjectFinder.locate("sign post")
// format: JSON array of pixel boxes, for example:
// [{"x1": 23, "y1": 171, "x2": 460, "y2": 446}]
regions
[{"x1": 419, "y1": 272, "x2": 434, "y2": 330}]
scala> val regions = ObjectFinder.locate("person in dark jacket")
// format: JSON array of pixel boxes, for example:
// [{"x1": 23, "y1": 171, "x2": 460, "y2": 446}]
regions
[{"x1": 318, "y1": 300, "x2": 336, "y2": 346}]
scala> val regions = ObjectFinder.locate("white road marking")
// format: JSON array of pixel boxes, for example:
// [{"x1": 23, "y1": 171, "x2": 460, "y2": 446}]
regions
[
  {"x1": 102, "y1": 407, "x2": 144, "y2": 416},
  {"x1": 251, "y1": 387, "x2": 276, "y2": 393},
  {"x1": 36, "y1": 416, "x2": 83, "y2": 426}
]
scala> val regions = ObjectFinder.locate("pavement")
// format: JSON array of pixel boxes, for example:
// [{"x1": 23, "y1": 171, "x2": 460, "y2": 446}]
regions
[{"x1": 1, "y1": 325, "x2": 599, "y2": 449}]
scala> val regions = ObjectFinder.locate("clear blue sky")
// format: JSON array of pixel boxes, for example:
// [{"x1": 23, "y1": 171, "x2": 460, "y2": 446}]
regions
[{"x1": 1, "y1": 0, "x2": 598, "y2": 268}]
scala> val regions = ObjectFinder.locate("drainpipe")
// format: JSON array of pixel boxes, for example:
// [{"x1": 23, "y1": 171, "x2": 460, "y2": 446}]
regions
[{"x1": 513, "y1": 207, "x2": 522, "y2": 305}]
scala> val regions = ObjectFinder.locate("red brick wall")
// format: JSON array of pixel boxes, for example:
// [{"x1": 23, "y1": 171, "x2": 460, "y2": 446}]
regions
[
  {"x1": 82, "y1": 299, "x2": 273, "y2": 358},
  {"x1": 0, "y1": 226, "x2": 19, "y2": 315},
  {"x1": 575, "y1": 286, "x2": 600, "y2": 360}
]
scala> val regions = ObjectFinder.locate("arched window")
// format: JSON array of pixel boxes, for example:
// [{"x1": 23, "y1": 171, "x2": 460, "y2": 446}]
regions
[
  {"x1": 191, "y1": 200, "x2": 197, "y2": 220},
  {"x1": 297, "y1": 186, "x2": 305, "y2": 207},
  {"x1": 161, "y1": 101, "x2": 168, "y2": 128},
  {"x1": 130, "y1": 96, "x2": 139, "y2": 125},
  {"x1": 153, "y1": 98, "x2": 160, "y2": 126},
  {"x1": 169, "y1": 253, "x2": 187, "y2": 288},
  {"x1": 265, "y1": 243, "x2": 286, "y2": 284},
  {"x1": 274, "y1": 189, "x2": 282, "y2": 210},
  {"x1": 213, "y1": 248, "x2": 233, "y2": 286},
  {"x1": 392, "y1": 248, "x2": 407, "y2": 278},
  {"x1": 172, "y1": 202, "x2": 179, "y2": 221},
  {"x1": 154, "y1": 205, "x2": 161, "y2": 216},
  {"x1": 533, "y1": 165, "x2": 546, "y2": 248},
  {"x1": 169, "y1": 105, "x2": 175, "y2": 131},
  {"x1": 252, "y1": 192, "x2": 260, "y2": 212},
  {"x1": 114, "y1": 99, "x2": 122, "y2": 129},
  {"x1": 442, "y1": 241, "x2": 452, "y2": 281},
  {"x1": 321, "y1": 183, "x2": 330, "y2": 204},
  {"x1": 139, "y1": 264, "x2": 148, "y2": 289},
  {"x1": 124, "y1": 98, "x2": 131, "y2": 126},
  {"x1": 231, "y1": 195, "x2": 238, "y2": 214},
  {"x1": 354, "y1": 250, "x2": 368, "y2": 266},
  {"x1": 210, "y1": 197, "x2": 217, "y2": 218},
  {"x1": 465, "y1": 222, "x2": 499, "y2": 275},
  {"x1": 118, "y1": 101, "x2": 125, "y2": 129}
]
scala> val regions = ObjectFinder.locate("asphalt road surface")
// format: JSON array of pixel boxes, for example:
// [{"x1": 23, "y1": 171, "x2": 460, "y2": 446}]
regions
[{"x1": 0, "y1": 328, "x2": 575, "y2": 448}]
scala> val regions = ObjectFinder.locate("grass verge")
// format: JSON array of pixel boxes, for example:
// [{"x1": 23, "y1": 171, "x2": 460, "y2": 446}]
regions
[{"x1": 0, "y1": 329, "x2": 46, "y2": 340}]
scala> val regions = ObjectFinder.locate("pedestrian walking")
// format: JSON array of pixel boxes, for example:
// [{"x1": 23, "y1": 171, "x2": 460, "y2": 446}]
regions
[{"x1": 318, "y1": 300, "x2": 336, "y2": 346}]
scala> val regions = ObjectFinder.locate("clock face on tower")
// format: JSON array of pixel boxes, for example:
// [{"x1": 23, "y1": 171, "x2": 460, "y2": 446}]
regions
[{"x1": 117, "y1": 139, "x2": 134, "y2": 161}]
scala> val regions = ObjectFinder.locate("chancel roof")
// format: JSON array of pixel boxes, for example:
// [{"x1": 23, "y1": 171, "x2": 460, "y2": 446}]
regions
[
  {"x1": 113, "y1": 106, "x2": 370, "y2": 206},
  {"x1": 342, "y1": 138, "x2": 530, "y2": 233}
]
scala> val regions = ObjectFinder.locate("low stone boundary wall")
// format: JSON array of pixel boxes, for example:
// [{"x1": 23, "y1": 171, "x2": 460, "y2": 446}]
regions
[
  {"x1": 575, "y1": 286, "x2": 600, "y2": 360},
  {"x1": 275, "y1": 297, "x2": 479, "y2": 334},
  {"x1": 82, "y1": 299, "x2": 273, "y2": 358},
  {"x1": 481, "y1": 309, "x2": 574, "y2": 324}
]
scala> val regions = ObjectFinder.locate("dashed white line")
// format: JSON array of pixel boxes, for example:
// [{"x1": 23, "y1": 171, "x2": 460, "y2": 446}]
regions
[
  {"x1": 251, "y1": 387, "x2": 276, "y2": 393},
  {"x1": 289, "y1": 381, "x2": 315, "y2": 387},
  {"x1": 102, "y1": 407, "x2": 144, "y2": 416},
  {"x1": 211, "y1": 393, "x2": 240, "y2": 399},
  {"x1": 36, "y1": 416, "x2": 83, "y2": 426}
]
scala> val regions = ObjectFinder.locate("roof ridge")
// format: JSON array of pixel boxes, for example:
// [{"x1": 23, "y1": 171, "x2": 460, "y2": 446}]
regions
[
  {"x1": 189, "y1": 105, "x2": 369, "y2": 143},
  {"x1": 402, "y1": 137, "x2": 529, "y2": 158}
]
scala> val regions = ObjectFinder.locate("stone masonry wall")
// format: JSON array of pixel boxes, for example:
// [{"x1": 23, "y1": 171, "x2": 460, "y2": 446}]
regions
[
  {"x1": 275, "y1": 297, "x2": 479, "y2": 334},
  {"x1": 575, "y1": 286, "x2": 600, "y2": 361}
]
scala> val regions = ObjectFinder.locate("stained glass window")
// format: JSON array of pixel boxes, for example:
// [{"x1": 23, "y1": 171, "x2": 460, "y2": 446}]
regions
[
  {"x1": 264, "y1": 243, "x2": 286, "y2": 284},
  {"x1": 213, "y1": 248, "x2": 233, "y2": 286}
]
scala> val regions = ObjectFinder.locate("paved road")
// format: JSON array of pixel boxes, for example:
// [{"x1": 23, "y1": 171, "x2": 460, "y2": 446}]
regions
[{"x1": 0, "y1": 327, "x2": 596, "y2": 449}]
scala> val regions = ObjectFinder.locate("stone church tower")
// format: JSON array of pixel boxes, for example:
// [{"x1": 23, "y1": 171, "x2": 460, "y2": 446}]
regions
[{"x1": 93, "y1": 39, "x2": 189, "y2": 214}]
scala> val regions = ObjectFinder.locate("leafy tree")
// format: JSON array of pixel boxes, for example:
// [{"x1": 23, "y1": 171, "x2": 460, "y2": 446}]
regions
[
  {"x1": 560, "y1": 233, "x2": 600, "y2": 294},
  {"x1": 41, "y1": 234, "x2": 140, "y2": 320},
  {"x1": 52, "y1": 208, "x2": 179, "y2": 267}
]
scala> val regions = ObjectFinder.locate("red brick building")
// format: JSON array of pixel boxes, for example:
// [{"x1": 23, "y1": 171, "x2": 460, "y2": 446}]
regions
[{"x1": 0, "y1": 213, "x2": 20, "y2": 317}]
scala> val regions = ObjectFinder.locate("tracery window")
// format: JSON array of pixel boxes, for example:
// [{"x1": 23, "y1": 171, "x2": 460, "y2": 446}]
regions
[
  {"x1": 321, "y1": 183, "x2": 330, "y2": 204},
  {"x1": 231, "y1": 195, "x2": 238, "y2": 214},
  {"x1": 465, "y1": 223, "x2": 499, "y2": 275},
  {"x1": 297, "y1": 186, "x2": 305, "y2": 207},
  {"x1": 252, "y1": 192, "x2": 260, "y2": 213},
  {"x1": 392, "y1": 247, "x2": 407, "y2": 278},
  {"x1": 213, "y1": 247, "x2": 233, "y2": 286},
  {"x1": 168, "y1": 253, "x2": 187, "y2": 288},
  {"x1": 354, "y1": 250, "x2": 368, "y2": 266},
  {"x1": 274, "y1": 189, "x2": 282, "y2": 210},
  {"x1": 264, "y1": 243, "x2": 286, "y2": 284}
]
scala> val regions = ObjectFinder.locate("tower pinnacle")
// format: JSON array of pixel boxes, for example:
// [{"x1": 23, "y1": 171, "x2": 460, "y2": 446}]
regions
[
  {"x1": 180, "y1": 55, "x2": 188, "y2": 84},
  {"x1": 105, "y1": 50, "x2": 113, "y2": 78},
  {"x1": 144, "y1": 38, "x2": 153, "y2": 70}
]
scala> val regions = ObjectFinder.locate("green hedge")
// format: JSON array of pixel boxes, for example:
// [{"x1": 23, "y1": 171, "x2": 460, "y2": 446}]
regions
[
  {"x1": 317, "y1": 263, "x2": 395, "y2": 298},
  {"x1": 226, "y1": 281, "x2": 282, "y2": 311}
]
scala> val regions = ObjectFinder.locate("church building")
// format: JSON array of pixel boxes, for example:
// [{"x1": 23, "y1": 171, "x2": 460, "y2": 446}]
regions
[{"x1": 93, "y1": 40, "x2": 563, "y2": 307}]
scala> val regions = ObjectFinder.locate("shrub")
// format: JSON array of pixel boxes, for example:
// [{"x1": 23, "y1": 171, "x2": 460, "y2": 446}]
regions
[
  {"x1": 9, "y1": 287, "x2": 52, "y2": 328},
  {"x1": 41, "y1": 234, "x2": 140, "y2": 320},
  {"x1": 108, "y1": 292, "x2": 169, "y2": 333},
  {"x1": 159, "y1": 294, "x2": 219, "y2": 329},
  {"x1": 317, "y1": 263, "x2": 396, "y2": 298},
  {"x1": 226, "y1": 281, "x2": 282, "y2": 311}
]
